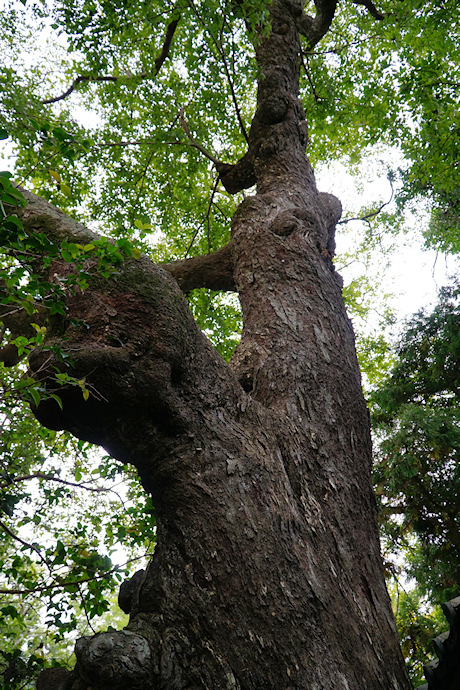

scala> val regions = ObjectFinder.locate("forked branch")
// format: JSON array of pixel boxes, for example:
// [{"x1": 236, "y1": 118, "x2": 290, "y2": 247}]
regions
[{"x1": 297, "y1": 0, "x2": 384, "y2": 51}]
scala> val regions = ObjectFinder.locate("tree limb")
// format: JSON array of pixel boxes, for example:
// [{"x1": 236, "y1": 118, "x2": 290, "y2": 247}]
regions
[
  {"x1": 5, "y1": 189, "x2": 236, "y2": 295},
  {"x1": 153, "y1": 15, "x2": 181, "y2": 73},
  {"x1": 215, "y1": 151, "x2": 256, "y2": 194},
  {"x1": 352, "y1": 0, "x2": 384, "y2": 20},
  {"x1": 41, "y1": 15, "x2": 181, "y2": 105},
  {"x1": 297, "y1": 0, "x2": 338, "y2": 50},
  {"x1": 162, "y1": 243, "x2": 235, "y2": 292}
]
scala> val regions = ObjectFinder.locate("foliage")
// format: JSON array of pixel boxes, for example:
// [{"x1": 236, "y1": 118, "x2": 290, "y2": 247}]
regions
[
  {"x1": 1, "y1": 161, "x2": 154, "y2": 679},
  {"x1": 371, "y1": 282, "x2": 460, "y2": 680},
  {"x1": 389, "y1": 583, "x2": 448, "y2": 688},
  {"x1": 303, "y1": 0, "x2": 460, "y2": 254}
]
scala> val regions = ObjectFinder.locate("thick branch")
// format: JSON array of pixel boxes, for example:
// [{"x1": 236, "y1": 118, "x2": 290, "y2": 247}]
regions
[
  {"x1": 153, "y1": 16, "x2": 181, "y2": 73},
  {"x1": 162, "y1": 243, "x2": 235, "y2": 292},
  {"x1": 11, "y1": 188, "x2": 98, "y2": 245},
  {"x1": 41, "y1": 15, "x2": 180, "y2": 105},
  {"x1": 216, "y1": 151, "x2": 256, "y2": 194},
  {"x1": 2, "y1": 189, "x2": 243, "y2": 474},
  {"x1": 352, "y1": 0, "x2": 384, "y2": 20},
  {"x1": 297, "y1": 0, "x2": 338, "y2": 50}
]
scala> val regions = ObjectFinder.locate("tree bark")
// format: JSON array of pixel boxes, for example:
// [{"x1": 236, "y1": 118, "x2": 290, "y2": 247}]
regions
[{"x1": 6, "y1": 1, "x2": 409, "y2": 688}]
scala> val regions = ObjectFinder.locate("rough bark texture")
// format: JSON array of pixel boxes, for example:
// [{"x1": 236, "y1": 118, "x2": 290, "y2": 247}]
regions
[{"x1": 13, "y1": 1, "x2": 410, "y2": 688}]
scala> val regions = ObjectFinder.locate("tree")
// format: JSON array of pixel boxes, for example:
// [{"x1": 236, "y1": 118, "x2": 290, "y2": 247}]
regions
[
  {"x1": 368, "y1": 281, "x2": 460, "y2": 685},
  {"x1": 2, "y1": 0, "x2": 458, "y2": 687},
  {"x1": 372, "y1": 282, "x2": 460, "y2": 599}
]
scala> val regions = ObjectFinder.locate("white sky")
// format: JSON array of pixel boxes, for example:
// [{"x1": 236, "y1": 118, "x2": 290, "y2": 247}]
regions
[{"x1": 316, "y1": 157, "x2": 458, "y2": 327}]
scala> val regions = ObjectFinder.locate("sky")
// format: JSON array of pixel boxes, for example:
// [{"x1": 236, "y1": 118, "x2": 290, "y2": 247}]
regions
[{"x1": 316, "y1": 157, "x2": 458, "y2": 329}]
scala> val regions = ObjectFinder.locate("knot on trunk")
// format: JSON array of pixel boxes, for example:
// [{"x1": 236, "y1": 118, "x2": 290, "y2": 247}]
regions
[
  {"x1": 118, "y1": 569, "x2": 146, "y2": 614},
  {"x1": 74, "y1": 630, "x2": 152, "y2": 689},
  {"x1": 257, "y1": 94, "x2": 289, "y2": 125},
  {"x1": 318, "y1": 192, "x2": 342, "y2": 257}
]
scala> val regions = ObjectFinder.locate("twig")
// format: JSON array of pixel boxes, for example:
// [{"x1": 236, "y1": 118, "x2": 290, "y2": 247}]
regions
[
  {"x1": 206, "y1": 176, "x2": 220, "y2": 252},
  {"x1": 185, "y1": 0, "x2": 249, "y2": 143},
  {"x1": 338, "y1": 177, "x2": 394, "y2": 227},
  {"x1": 300, "y1": 52, "x2": 320, "y2": 102},
  {"x1": 0, "y1": 555, "x2": 147, "y2": 595},
  {"x1": 184, "y1": 220, "x2": 205, "y2": 259},
  {"x1": 78, "y1": 582, "x2": 96, "y2": 633},
  {"x1": 179, "y1": 109, "x2": 223, "y2": 165},
  {"x1": 0, "y1": 519, "x2": 52, "y2": 573},
  {"x1": 0, "y1": 472, "x2": 112, "y2": 493}
]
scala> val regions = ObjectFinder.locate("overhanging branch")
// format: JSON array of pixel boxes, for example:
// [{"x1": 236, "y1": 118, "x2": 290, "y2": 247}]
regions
[
  {"x1": 179, "y1": 109, "x2": 255, "y2": 193},
  {"x1": 42, "y1": 14, "x2": 181, "y2": 105}
]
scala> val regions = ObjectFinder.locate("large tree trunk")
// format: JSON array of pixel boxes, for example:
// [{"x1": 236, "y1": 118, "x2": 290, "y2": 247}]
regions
[{"x1": 12, "y1": 1, "x2": 411, "y2": 688}]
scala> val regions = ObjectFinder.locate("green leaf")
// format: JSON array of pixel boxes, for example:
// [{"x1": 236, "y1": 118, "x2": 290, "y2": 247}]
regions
[
  {"x1": 2, "y1": 213, "x2": 22, "y2": 228},
  {"x1": 49, "y1": 169, "x2": 61, "y2": 183},
  {"x1": 29, "y1": 387, "x2": 41, "y2": 407},
  {"x1": 50, "y1": 394, "x2": 64, "y2": 410},
  {"x1": 60, "y1": 248, "x2": 73, "y2": 262},
  {"x1": 52, "y1": 126, "x2": 71, "y2": 141},
  {"x1": 1, "y1": 193, "x2": 22, "y2": 206}
]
